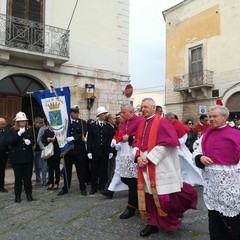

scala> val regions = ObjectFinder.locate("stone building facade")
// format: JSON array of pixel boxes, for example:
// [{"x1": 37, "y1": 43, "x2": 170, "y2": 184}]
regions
[
  {"x1": 0, "y1": 0, "x2": 130, "y2": 124},
  {"x1": 163, "y1": 0, "x2": 240, "y2": 123}
]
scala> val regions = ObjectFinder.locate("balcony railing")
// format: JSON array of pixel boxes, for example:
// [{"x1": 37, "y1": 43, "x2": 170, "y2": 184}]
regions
[
  {"x1": 173, "y1": 69, "x2": 214, "y2": 91},
  {"x1": 0, "y1": 13, "x2": 69, "y2": 58}
]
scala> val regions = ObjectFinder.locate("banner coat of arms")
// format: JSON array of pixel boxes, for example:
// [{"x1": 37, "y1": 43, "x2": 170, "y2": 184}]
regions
[{"x1": 34, "y1": 86, "x2": 73, "y2": 156}]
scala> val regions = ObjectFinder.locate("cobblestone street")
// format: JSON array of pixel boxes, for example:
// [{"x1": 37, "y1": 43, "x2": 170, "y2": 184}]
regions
[{"x1": 0, "y1": 169, "x2": 209, "y2": 240}]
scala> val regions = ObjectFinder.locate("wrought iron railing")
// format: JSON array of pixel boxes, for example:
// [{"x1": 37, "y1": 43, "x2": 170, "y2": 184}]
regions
[
  {"x1": 173, "y1": 69, "x2": 214, "y2": 91},
  {"x1": 0, "y1": 13, "x2": 69, "y2": 58}
]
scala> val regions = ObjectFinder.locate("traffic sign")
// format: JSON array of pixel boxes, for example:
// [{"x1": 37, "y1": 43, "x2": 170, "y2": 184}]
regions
[
  {"x1": 199, "y1": 106, "x2": 206, "y2": 114},
  {"x1": 124, "y1": 84, "x2": 133, "y2": 98}
]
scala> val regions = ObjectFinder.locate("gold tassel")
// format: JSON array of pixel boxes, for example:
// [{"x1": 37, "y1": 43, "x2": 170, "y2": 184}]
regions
[
  {"x1": 140, "y1": 210, "x2": 150, "y2": 219},
  {"x1": 158, "y1": 209, "x2": 168, "y2": 217}
]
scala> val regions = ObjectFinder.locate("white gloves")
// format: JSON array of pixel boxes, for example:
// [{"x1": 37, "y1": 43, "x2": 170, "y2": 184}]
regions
[
  {"x1": 18, "y1": 128, "x2": 25, "y2": 136},
  {"x1": 24, "y1": 139, "x2": 31, "y2": 145},
  {"x1": 111, "y1": 139, "x2": 116, "y2": 148},
  {"x1": 111, "y1": 139, "x2": 121, "y2": 151},
  {"x1": 115, "y1": 143, "x2": 121, "y2": 151},
  {"x1": 109, "y1": 153, "x2": 113, "y2": 159},
  {"x1": 66, "y1": 136, "x2": 74, "y2": 142},
  {"x1": 87, "y1": 153, "x2": 92, "y2": 159}
]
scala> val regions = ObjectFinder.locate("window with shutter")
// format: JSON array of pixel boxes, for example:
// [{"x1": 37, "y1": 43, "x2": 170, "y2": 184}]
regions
[
  {"x1": 6, "y1": 0, "x2": 45, "y2": 51},
  {"x1": 189, "y1": 45, "x2": 203, "y2": 87}
]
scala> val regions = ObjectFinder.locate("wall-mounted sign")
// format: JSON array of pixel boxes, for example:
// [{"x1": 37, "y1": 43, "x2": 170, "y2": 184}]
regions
[{"x1": 199, "y1": 106, "x2": 206, "y2": 114}]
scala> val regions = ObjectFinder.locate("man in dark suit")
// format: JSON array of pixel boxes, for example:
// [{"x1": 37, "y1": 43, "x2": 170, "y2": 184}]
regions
[
  {"x1": 87, "y1": 107, "x2": 115, "y2": 195},
  {"x1": 57, "y1": 105, "x2": 88, "y2": 196},
  {"x1": 232, "y1": 117, "x2": 240, "y2": 130},
  {"x1": 0, "y1": 118, "x2": 9, "y2": 192},
  {"x1": 104, "y1": 114, "x2": 117, "y2": 190}
]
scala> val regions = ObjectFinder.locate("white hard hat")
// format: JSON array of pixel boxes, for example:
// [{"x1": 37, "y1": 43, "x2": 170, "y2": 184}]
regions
[
  {"x1": 70, "y1": 105, "x2": 80, "y2": 113},
  {"x1": 14, "y1": 112, "x2": 28, "y2": 121},
  {"x1": 96, "y1": 106, "x2": 108, "y2": 117}
]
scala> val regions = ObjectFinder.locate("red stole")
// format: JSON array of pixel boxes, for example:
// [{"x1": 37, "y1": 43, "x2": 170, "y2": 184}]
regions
[
  {"x1": 136, "y1": 114, "x2": 167, "y2": 219},
  {"x1": 172, "y1": 119, "x2": 190, "y2": 138},
  {"x1": 114, "y1": 128, "x2": 123, "y2": 144}
]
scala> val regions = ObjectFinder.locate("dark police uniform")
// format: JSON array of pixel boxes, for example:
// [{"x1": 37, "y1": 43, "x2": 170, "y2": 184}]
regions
[
  {"x1": 0, "y1": 127, "x2": 9, "y2": 192},
  {"x1": 7, "y1": 127, "x2": 34, "y2": 201},
  {"x1": 58, "y1": 118, "x2": 87, "y2": 195},
  {"x1": 87, "y1": 121, "x2": 115, "y2": 194}
]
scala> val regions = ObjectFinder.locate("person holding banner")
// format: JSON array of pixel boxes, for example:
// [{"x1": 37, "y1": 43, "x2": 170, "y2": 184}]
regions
[
  {"x1": 7, "y1": 112, "x2": 35, "y2": 203},
  {"x1": 34, "y1": 86, "x2": 76, "y2": 193},
  {"x1": 58, "y1": 105, "x2": 88, "y2": 196}
]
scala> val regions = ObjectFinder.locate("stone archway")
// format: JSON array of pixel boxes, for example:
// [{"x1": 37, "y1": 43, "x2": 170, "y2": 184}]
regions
[
  {"x1": 225, "y1": 91, "x2": 240, "y2": 120},
  {"x1": 0, "y1": 74, "x2": 45, "y2": 125}
]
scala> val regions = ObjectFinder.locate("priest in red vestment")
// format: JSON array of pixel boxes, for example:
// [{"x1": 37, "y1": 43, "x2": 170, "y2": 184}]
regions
[
  {"x1": 165, "y1": 112, "x2": 204, "y2": 186},
  {"x1": 133, "y1": 98, "x2": 198, "y2": 237},
  {"x1": 194, "y1": 105, "x2": 240, "y2": 240},
  {"x1": 118, "y1": 103, "x2": 144, "y2": 219}
]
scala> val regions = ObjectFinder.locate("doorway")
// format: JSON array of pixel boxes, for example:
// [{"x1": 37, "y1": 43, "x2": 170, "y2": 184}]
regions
[
  {"x1": 0, "y1": 74, "x2": 45, "y2": 126},
  {"x1": 225, "y1": 91, "x2": 240, "y2": 121}
]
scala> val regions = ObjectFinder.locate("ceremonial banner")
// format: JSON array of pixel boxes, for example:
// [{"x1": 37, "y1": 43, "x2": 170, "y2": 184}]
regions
[{"x1": 34, "y1": 87, "x2": 73, "y2": 156}]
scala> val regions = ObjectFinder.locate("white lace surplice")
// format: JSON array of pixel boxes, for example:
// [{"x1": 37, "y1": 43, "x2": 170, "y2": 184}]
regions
[
  {"x1": 119, "y1": 142, "x2": 137, "y2": 178},
  {"x1": 203, "y1": 162, "x2": 240, "y2": 217}
]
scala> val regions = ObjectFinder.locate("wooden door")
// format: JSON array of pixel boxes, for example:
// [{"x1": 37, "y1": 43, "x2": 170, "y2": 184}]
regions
[{"x1": 0, "y1": 94, "x2": 22, "y2": 126}]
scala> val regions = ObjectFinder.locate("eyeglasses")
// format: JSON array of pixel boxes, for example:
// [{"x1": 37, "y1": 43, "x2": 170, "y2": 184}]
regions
[{"x1": 188, "y1": 122, "x2": 193, "y2": 125}]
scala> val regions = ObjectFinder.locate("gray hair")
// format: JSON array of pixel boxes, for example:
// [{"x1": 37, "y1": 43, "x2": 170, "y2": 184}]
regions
[
  {"x1": 142, "y1": 98, "x2": 156, "y2": 107},
  {"x1": 165, "y1": 112, "x2": 175, "y2": 118},
  {"x1": 121, "y1": 103, "x2": 134, "y2": 112},
  {"x1": 210, "y1": 105, "x2": 229, "y2": 117}
]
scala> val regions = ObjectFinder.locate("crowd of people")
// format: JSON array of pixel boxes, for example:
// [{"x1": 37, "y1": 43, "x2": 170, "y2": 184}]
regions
[{"x1": 0, "y1": 100, "x2": 239, "y2": 239}]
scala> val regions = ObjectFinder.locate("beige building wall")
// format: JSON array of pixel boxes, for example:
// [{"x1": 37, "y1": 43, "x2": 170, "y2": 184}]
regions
[
  {"x1": 163, "y1": 0, "x2": 240, "y2": 123},
  {"x1": 48, "y1": 0, "x2": 129, "y2": 74},
  {"x1": 132, "y1": 87, "x2": 165, "y2": 113}
]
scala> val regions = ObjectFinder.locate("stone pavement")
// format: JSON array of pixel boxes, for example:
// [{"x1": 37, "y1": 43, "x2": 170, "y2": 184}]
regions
[{"x1": 0, "y1": 168, "x2": 210, "y2": 240}]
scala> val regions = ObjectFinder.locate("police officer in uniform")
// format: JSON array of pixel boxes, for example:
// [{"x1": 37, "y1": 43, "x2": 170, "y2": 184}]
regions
[
  {"x1": 7, "y1": 112, "x2": 35, "y2": 203},
  {"x1": 57, "y1": 105, "x2": 88, "y2": 196},
  {"x1": 87, "y1": 107, "x2": 115, "y2": 194},
  {"x1": 0, "y1": 117, "x2": 9, "y2": 192}
]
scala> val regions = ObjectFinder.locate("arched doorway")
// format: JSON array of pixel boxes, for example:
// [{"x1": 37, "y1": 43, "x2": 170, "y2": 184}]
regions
[
  {"x1": 0, "y1": 75, "x2": 46, "y2": 126},
  {"x1": 225, "y1": 91, "x2": 240, "y2": 120}
]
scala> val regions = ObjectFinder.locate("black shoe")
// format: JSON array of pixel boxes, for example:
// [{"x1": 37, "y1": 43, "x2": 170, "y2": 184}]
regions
[
  {"x1": 100, "y1": 190, "x2": 114, "y2": 199},
  {"x1": 89, "y1": 189, "x2": 97, "y2": 195},
  {"x1": 57, "y1": 189, "x2": 68, "y2": 196},
  {"x1": 140, "y1": 225, "x2": 159, "y2": 237},
  {"x1": 15, "y1": 195, "x2": 21, "y2": 203},
  {"x1": 119, "y1": 207, "x2": 135, "y2": 219},
  {"x1": 81, "y1": 190, "x2": 87, "y2": 196},
  {"x1": 0, "y1": 188, "x2": 8, "y2": 192},
  {"x1": 26, "y1": 194, "x2": 34, "y2": 202}
]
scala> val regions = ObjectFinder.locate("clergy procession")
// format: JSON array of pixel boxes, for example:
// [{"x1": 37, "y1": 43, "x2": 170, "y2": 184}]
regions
[{"x1": 0, "y1": 92, "x2": 240, "y2": 239}]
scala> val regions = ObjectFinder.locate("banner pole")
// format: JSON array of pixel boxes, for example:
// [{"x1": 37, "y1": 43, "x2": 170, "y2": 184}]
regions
[
  {"x1": 62, "y1": 156, "x2": 70, "y2": 196},
  {"x1": 26, "y1": 85, "x2": 78, "y2": 95},
  {"x1": 29, "y1": 93, "x2": 37, "y2": 150}
]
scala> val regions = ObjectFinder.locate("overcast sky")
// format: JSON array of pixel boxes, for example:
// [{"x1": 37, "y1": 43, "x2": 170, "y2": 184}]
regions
[{"x1": 129, "y1": 0, "x2": 182, "y2": 89}]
